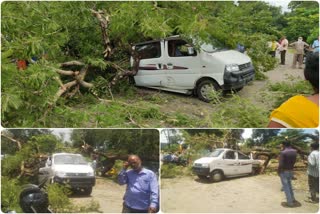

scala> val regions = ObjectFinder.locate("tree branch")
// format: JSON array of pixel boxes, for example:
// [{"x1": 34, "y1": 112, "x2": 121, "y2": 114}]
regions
[{"x1": 1, "y1": 133, "x2": 22, "y2": 150}]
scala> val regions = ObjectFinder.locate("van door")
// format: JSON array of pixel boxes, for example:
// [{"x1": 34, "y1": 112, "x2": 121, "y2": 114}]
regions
[
  {"x1": 237, "y1": 151, "x2": 252, "y2": 174},
  {"x1": 221, "y1": 150, "x2": 238, "y2": 176},
  {"x1": 133, "y1": 41, "x2": 168, "y2": 87},
  {"x1": 163, "y1": 39, "x2": 201, "y2": 90}
]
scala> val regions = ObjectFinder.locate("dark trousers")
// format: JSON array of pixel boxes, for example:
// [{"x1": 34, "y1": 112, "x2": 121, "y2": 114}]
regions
[
  {"x1": 269, "y1": 51, "x2": 276, "y2": 57},
  {"x1": 308, "y1": 175, "x2": 319, "y2": 200},
  {"x1": 280, "y1": 50, "x2": 286, "y2": 64},
  {"x1": 122, "y1": 203, "x2": 148, "y2": 213}
]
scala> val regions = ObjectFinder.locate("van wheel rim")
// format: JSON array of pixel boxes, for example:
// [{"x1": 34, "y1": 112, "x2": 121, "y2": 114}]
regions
[
  {"x1": 200, "y1": 84, "x2": 214, "y2": 98},
  {"x1": 213, "y1": 173, "x2": 222, "y2": 181}
]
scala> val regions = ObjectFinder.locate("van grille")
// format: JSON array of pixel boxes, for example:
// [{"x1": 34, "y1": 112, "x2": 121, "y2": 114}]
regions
[
  {"x1": 239, "y1": 63, "x2": 251, "y2": 71},
  {"x1": 66, "y1": 173, "x2": 88, "y2": 176}
]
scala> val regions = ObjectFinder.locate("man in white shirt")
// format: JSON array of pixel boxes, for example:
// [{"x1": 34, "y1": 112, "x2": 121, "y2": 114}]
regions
[{"x1": 279, "y1": 36, "x2": 289, "y2": 65}]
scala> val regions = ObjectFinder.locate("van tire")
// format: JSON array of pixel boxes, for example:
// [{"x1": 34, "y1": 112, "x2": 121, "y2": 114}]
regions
[
  {"x1": 196, "y1": 80, "x2": 219, "y2": 102},
  {"x1": 209, "y1": 170, "x2": 224, "y2": 182},
  {"x1": 83, "y1": 187, "x2": 93, "y2": 196},
  {"x1": 197, "y1": 175, "x2": 207, "y2": 180}
]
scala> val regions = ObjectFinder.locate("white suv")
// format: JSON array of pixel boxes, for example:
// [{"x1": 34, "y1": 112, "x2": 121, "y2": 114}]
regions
[
  {"x1": 131, "y1": 36, "x2": 255, "y2": 102},
  {"x1": 38, "y1": 153, "x2": 95, "y2": 195},
  {"x1": 192, "y1": 148, "x2": 261, "y2": 182}
]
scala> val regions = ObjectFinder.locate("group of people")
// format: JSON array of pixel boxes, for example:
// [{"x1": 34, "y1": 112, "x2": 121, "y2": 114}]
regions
[
  {"x1": 268, "y1": 43, "x2": 319, "y2": 128},
  {"x1": 278, "y1": 141, "x2": 319, "y2": 207},
  {"x1": 269, "y1": 36, "x2": 319, "y2": 67}
]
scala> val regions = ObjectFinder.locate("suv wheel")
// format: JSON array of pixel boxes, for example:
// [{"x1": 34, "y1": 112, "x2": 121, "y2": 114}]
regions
[
  {"x1": 210, "y1": 171, "x2": 223, "y2": 182},
  {"x1": 196, "y1": 80, "x2": 220, "y2": 102}
]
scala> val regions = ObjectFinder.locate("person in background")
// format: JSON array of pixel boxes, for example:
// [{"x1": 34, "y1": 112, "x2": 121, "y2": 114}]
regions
[
  {"x1": 278, "y1": 141, "x2": 297, "y2": 208},
  {"x1": 305, "y1": 143, "x2": 319, "y2": 203},
  {"x1": 118, "y1": 155, "x2": 159, "y2": 213},
  {"x1": 312, "y1": 36, "x2": 319, "y2": 53},
  {"x1": 268, "y1": 38, "x2": 280, "y2": 57},
  {"x1": 279, "y1": 36, "x2": 289, "y2": 65},
  {"x1": 289, "y1": 37, "x2": 309, "y2": 69},
  {"x1": 268, "y1": 52, "x2": 319, "y2": 128}
]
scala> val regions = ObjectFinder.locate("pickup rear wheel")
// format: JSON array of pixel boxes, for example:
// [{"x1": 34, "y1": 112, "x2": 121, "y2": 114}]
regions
[
  {"x1": 210, "y1": 171, "x2": 224, "y2": 182},
  {"x1": 196, "y1": 80, "x2": 220, "y2": 102}
]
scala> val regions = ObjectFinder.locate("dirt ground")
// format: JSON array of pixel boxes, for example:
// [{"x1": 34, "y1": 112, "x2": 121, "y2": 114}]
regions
[
  {"x1": 161, "y1": 171, "x2": 319, "y2": 213},
  {"x1": 70, "y1": 177, "x2": 125, "y2": 213}
]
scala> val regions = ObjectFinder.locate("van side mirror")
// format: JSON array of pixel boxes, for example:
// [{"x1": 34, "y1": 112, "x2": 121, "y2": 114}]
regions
[{"x1": 187, "y1": 47, "x2": 195, "y2": 55}]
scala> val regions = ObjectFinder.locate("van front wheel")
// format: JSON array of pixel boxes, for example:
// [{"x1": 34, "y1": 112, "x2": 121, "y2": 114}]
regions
[
  {"x1": 197, "y1": 80, "x2": 220, "y2": 102},
  {"x1": 209, "y1": 171, "x2": 224, "y2": 182}
]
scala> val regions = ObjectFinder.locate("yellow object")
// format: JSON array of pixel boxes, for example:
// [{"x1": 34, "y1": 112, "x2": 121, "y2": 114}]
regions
[
  {"x1": 270, "y1": 95, "x2": 319, "y2": 128},
  {"x1": 271, "y1": 41, "x2": 277, "y2": 51}
]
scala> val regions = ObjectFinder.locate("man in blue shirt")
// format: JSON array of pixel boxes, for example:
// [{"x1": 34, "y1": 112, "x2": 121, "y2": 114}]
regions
[
  {"x1": 312, "y1": 37, "x2": 319, "y2": 52},
  {"x1": 118, "y1": 155, "x2": 159, "y2": 213}
]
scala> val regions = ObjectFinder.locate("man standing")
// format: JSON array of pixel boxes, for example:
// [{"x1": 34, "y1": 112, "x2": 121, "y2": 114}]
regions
[
  {"x1": 279, "y1": 36, "x2": 289, "y2": 65},
  {"x1": 306, "y1": 143, "x2": 319, "y2": 203},
  {"x1": 118, "y1": 155, "x2": 159, "y2": 213},
  {"x1": 290, "y1": 37, "x2": 309, "y2": 69},
  {"x1": 278, "y1": 141, "x2": 297, "y2": 207}
]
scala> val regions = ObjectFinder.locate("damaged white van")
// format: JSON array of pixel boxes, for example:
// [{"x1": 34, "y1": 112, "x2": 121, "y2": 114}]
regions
[
  {"x1": 192, "y1": 148, "x2": 262, "y2": 182},
  {"x1": 131, "y1": 36, "x2": 255, "y2": 102}
]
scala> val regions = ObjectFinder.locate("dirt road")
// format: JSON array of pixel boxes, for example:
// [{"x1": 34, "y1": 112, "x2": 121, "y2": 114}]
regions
[
  {"x1": 70, "y1": 177, "x2": 125, "y2": 213},
  {"x1": 161, "y1": 174, "x2": 319, "y2": 213}
]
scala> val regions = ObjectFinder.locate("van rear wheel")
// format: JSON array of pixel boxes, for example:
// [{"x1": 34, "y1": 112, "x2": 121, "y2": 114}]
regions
[{"x1": 197, "y1": 80, "x2": 220, "y2": 102}]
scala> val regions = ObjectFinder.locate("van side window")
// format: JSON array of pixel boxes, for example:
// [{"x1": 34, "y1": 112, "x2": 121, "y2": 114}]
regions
[
  {"x1": 168, "y1": 40, "x2": 196, "y2": 57},
  {"x1": 225, "y1": 151, "x2": 235, "y2": 159},
  {"x1": 135, "y1": 42, "x2": 161, "y2": 59},
  {"x1": 237, "y1": 152, "x2": 250, "y2": 160}
]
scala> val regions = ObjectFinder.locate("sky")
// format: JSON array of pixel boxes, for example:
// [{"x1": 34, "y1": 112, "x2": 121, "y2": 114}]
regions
[{"x1": 263, "y1": 0, "x2": 291, "y2": 12}]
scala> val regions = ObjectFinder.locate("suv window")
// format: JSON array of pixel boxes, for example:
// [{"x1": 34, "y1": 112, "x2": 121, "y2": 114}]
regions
[
  {"x1": 135, "y1": 42, "x2": 161, "y2": 59},
  {"x1": 225, "y1": 151, "x2": 235, "y2": 159},
  {"x1": 168, "y1": 40, "x2": 197, "y2": 57},
  {"x1": 237, "y1": 152, "x2": 250, "y2": 160}
]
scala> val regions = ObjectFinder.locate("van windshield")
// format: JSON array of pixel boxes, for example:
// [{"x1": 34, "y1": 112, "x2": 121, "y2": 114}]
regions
[
  {"x1": 208, "y1": 149, "x2": 225, "y2": 157},
  {"x1": 201, "y1": 43, "x2": 226, "y2": 53},
  {"x1": 54, "y1": 155, "x2": 88, "y2": 165}
]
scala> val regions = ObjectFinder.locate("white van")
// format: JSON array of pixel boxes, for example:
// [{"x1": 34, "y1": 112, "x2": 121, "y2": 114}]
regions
[
  {"x1": 131, "y1": 36, "x2": 255, "y2": 102},
  {"x1": 192, "y1": 148, "x2": 262, "y2": 182},
  {"x1": 38, "y1": 153, "x2": 95, "y2": 195}
]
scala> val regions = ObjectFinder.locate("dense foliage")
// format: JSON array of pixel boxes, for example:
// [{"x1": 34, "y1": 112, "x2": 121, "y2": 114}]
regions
[{"x1": 3, "y1": 1, "x2": 318, "y2": 127}]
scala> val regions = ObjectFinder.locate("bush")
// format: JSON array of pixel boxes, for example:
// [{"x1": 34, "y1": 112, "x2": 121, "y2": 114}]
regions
[
  {"x1": 267, "y1": 79, "x2": 314, "y2": 108},
  {"x1": 210, "y1": 94, "x2": 269, "y2": 127},
  {"x1": 1, "y1": 177, "x2": 22, "y2": 213},
  {"x1": 161, "y1": 164, "x2": 190, "y2": 178}
]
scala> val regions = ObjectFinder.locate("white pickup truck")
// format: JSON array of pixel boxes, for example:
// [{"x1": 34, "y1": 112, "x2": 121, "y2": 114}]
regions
[
  {"x1": 131, "y1": 36, "x2": 255, "y2": 102},
  {"x1": 192, "y1": 148, "x2": 262, "y2": 182},
  {"x1": 38, "y1": 153, "x2": 95, "y2": 195}
]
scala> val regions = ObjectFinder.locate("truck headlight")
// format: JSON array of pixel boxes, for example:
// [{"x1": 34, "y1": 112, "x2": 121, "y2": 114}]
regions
[
  {"x1": 225, "y1": 64, "x2": 239, "y2": 72},
  {"x1": 88, "y1": 171, "x2": 94, "y2": 176},
  {"x1": 55, "y1": 171, "x2": 67, "y2": 177}
]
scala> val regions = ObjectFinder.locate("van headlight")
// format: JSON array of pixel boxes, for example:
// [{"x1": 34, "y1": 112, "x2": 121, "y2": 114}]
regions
[
  {"x1": 201, "y1": 163, "x2": 209, "y2": 168},
  {"x1": 225, "y1": 64, "x2": 239, "y2": 72},
  {"x1": 55, "y1": 171, "x2": 67, "y2": 177}
]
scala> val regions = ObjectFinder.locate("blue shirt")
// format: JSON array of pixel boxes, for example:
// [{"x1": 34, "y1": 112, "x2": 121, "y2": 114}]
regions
[
  {"x1": 312, "y1": 39, "x2": 319, "y2": 52},
  {"x1": 118, "y1": 168, "x2": 159, "y2": 210}
]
